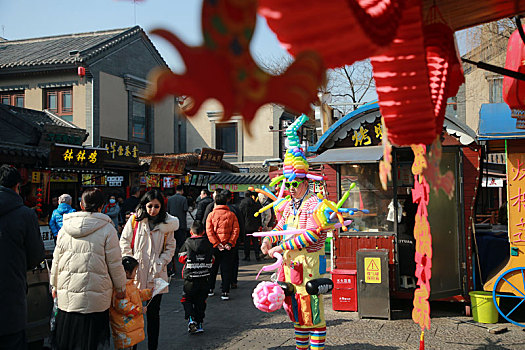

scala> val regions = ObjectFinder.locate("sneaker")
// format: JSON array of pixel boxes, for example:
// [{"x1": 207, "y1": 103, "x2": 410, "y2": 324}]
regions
[
  {"x1": 208, "y1": 290, "x2": 214, "y2": 297},
  {"x1": 231, "y1": 283, "x2": 238, "y2": 289},
  {"x1": 221, "y1": 292, "x2": 229, "y2": 300},
  {"x1": 196, "y1": 323, "x2": 204, "y2": 333},
  {"x1": 188, "y1": 317, "x2": 197, "y2": 334}
]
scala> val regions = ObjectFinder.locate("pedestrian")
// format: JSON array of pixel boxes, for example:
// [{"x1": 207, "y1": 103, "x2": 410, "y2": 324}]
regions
[
  {"x1": 121, "y1": 186, "x2": 142, "y2": 221},
  {"x1": 222, "y1": 189, "x2": 244, "y2": 289},
  {"x1": 202, "y1": 188, "x2": 222, "y2": 228},
  {"x1": 120, "y1": 189, "x2": 178, "y2": 350},
  {"x1": 50, "y1": 188, "x2": 127, "y2": 350},
  {"x1": 258, "y1": 192, "x2": 276, "y2": 230},
  {"x1": 240, "y1": 191, "x2": 262, "y2": 261},
  {"x1": 167, "y1": 185, "x2": 188, "y2": 276},
  {"x1": 178, "y1": 220, "x2": 213, "y2": 334},
  {"x1": 0, "y1": 165, "x2": 45, "y2": 349},
  {"x1": 206, "y1": 191, "x2": 239, "y2": 300},
  {"x1": 195, "y1": 189, "x2": 213, "y2": 222},
  {"x1": 49, "y1": 193, "x2": 76, "y2": 241},
  {"x1": 110, "y1": 256, "x2": 152, "y2": 350},
  {"x1": 103, "y1": 194, "x2": 121, "y2": 231}
]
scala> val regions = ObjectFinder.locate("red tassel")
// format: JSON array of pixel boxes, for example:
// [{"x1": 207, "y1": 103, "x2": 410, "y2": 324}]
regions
[{"x1": 419, "y1": 331, "x2": 424, "y2": 350}]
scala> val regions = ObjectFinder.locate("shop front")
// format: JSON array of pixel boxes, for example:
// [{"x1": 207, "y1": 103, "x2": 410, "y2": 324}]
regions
[
  {"x1": 309, "y1": 103, "x2": 481, "y2": 313},
  {"x1": 100, "y1": 137, "x2": 142, "y2": 197}
]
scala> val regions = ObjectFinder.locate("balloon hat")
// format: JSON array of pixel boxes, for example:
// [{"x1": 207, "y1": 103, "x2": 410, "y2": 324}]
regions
[{"x1": 270, "y1": 114, "x2": 324, "y2": 187}]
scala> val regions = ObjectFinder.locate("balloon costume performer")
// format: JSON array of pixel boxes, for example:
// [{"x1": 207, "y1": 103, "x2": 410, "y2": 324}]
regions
[{"x1": 253, "y1": 115, "x2": 363, "y2": 350}]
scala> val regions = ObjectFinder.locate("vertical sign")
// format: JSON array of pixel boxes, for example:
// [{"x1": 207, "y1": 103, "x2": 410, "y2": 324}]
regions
[{"x1": 507, "y1": 141, "x2": 525, "y2": 247}]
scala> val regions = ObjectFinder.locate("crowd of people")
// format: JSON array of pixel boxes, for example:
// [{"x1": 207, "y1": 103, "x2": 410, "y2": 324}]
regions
[{"x1": 1, "y1": 162, "x2": 280, "y2": 349}]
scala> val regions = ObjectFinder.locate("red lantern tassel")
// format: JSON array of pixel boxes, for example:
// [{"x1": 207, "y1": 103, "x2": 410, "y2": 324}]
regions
[{"x1": 419, "y1": 331, "x2": 424, "y2": 350}]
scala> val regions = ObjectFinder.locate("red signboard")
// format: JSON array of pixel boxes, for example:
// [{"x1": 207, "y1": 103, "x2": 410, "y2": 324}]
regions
[{"x1": 149, "y1": 157, "x2": 186, "y2": 175}]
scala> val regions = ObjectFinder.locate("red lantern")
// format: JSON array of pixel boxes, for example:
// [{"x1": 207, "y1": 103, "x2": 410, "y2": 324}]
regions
[
  {"x1": 503, "y1": 25, "x2": 525, "y2": 128},
  {"x1": 258, "y1": 0, "x2": 406, "y2": 69},
  {"x1": 78, "y1": 66, "x2": 86, "y2": 77},
  {"x1": 370, "y1": 0, "x2": 436, "y2": 146}
]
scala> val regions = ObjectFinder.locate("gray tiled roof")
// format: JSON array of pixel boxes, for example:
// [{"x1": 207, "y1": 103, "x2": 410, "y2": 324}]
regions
[
  {"x1": 0, "y1": 26, "x2": 147, "y2": 69},
  {"x1": 0, "y1": 103, "x2": 77, "y2": 129},
  {"x1": 208, "y1": 172, "x2": 270, "y2": 185}
]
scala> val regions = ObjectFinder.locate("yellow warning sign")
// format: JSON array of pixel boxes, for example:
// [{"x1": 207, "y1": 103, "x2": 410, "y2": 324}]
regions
[{"x1": 364, "y1": 257, "x2": 381, "y2": 284}]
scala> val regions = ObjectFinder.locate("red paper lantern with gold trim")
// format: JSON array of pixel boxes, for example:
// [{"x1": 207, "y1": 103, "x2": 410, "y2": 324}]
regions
[{"x1": 503, "y1": 25, "x2": 525, "y2": 128}]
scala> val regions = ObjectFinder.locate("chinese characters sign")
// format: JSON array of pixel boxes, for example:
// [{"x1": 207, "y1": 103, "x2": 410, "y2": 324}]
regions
[
  {"x1": 101, "y1": 137, "x2": 139, "y2": 166},
  {"x1": 507, "y1": 141, "x2": 525, "y2": 246},
  {"x1": 149, "y1": 157, "x2": 186, "y2": 175},
  {"x1": 335, "y1": 113, "x2": 383, "y2": 148},
  {"x1": 198, "y1": 148, "x2": 224, "y2": 169},
  {"x1": 49, "y1": 145, "x2": 106, "y2": 168},
  {"x1": 364, "y1": 257, "x2": 381, "y2": 283}
]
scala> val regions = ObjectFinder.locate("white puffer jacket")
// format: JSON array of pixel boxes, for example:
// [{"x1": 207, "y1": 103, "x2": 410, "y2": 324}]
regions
[
  {"x1": 50, "y1": 212, "x2": 127, "y2": 313},
  {"x1": 120, "y1": 213, "x2": 178, "y2": 292}
]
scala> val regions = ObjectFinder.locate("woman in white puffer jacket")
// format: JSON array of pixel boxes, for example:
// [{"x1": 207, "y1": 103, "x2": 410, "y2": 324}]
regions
[
  {"x1": 120, "y1": 189, "x2": 178, "y2": 350},
  {"x1": 50, "y1": 188, "x2": 127, "y2": 350}
]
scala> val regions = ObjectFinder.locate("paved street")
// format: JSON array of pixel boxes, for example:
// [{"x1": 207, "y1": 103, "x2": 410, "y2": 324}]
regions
[{"x1": 137, "y1": 259, "x2": 525, "y2": 350}]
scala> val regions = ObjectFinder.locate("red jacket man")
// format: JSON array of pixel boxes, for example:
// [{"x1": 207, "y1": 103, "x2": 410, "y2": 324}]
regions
[{"x1": 205, "y1": 192, "x2": 239, "y2": 300}]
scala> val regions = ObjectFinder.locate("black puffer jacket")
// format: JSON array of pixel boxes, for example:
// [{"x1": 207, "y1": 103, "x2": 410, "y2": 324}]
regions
[
  {"x1": 0, "y1": 186, "x2": 45, "y2": 336},
  {"x1": 196, "y1": 196, "x2": 213, "y2": 222},
  {"x1": 178, "y1": 236, "x2": 213, "y2": 279}
]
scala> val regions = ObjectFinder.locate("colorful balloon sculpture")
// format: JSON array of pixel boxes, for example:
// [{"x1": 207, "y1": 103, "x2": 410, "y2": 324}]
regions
[{"x1": 252, "y1": 281, "x2": 286, "y2": 313}]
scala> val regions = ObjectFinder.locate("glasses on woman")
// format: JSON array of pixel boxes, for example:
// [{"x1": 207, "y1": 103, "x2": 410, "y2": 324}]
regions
[
  {"x1": 146, "y1": 204, "x2": 161, "y2": 209},
  {"x1": 285, "y1": 180, "x2": 304, "y2": 189}
]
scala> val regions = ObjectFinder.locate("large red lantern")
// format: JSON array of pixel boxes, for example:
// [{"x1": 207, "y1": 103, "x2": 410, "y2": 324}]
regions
[
  {"x1": 503, "y1": 25, "x2": 525, "y2": 128},
  {"x1": 258, "y1": 0, "x2": 406, "y2": 69}
]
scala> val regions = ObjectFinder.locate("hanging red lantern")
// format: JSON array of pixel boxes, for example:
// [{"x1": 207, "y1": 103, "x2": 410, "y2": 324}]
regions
[
  {"x1": 78, "y1": 66, "x2": 86, "y2": 77},
  {"x1": 503, "y1": 25, "x2": 525, "y2": 128},
  {"x1": 370, "y1": 0, "x2": 436, "y2": 146},
  {"x1": 258, "y1": 0, "x2": 406, "y2": 69}
]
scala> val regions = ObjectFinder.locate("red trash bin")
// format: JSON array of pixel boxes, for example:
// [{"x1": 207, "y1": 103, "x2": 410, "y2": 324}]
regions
[{"x1": 331, "y1": 269, "x2": 357, "y2": 311}]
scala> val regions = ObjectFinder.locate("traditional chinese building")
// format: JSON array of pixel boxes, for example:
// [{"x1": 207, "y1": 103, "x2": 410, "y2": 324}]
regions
[{"x1": 0, "y1": 26, "x2": 186, "y2": 155}]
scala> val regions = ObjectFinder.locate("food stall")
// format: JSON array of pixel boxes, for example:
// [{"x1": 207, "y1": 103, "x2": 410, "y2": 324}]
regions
[{"x1": 308, "y1": 102, "x2": 481, "y2": 315}]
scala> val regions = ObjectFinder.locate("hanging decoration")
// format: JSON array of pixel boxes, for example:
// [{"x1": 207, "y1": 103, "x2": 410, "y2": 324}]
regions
[
  {"x1": 410, "y1": 138, "x2": 455, "y2": 348},
  {"x1": 410, "y1": 144, "x2": 432, "y2": 344},
  {"x1": 145, "y1": 0, "x2": 325, "y2": 133},
  {"x1": 258, "y1": 0, "x2": 406, "y2": 69},
  {"x1": 423, "y1": 5, "x2": 465, "y2": 136},
  {"x1": 503, "y1": 24, "x2": 525, "y2": 128},
  {"x1": 36, "y1": 188, "x2": 43, "y2": 215}
]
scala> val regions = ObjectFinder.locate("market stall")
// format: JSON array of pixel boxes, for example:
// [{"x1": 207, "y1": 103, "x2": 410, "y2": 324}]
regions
[{"x1": 308, "y1": 102, "x2": 481, "y2": 316}]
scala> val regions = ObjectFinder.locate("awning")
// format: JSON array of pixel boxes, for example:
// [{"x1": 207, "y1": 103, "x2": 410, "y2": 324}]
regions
[
  {"x1": 478, "y1": 103, "x2": 525, "y2": 140},
  {"x1": 309, "y1": 146, "x2": 383, "y2": 165},
  {"x1": 207, "y1": 172, "x2": 271, "y2": 192}
]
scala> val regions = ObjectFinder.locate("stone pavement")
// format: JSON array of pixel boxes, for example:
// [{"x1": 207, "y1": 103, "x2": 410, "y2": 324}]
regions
[{"x1": 137, "y1": 259, "x2": 525, "y2": 350}]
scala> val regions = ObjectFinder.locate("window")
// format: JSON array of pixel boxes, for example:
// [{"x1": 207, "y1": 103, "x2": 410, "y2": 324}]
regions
[
  {"x1": 0, "y1": 91, "x2": 24, "y2": 107},
  {"x1": 45, "y1": 88, "x2": 72, "y2": 122},
  {"x1": 131, "y1": 98, "x2": 150, "y2": 142},
  {"x1": 488, "y1": 76, "x2": 503, "y2": 103},
  {"x1": 216, "y1": 123, "x2": 237, "y2": 154},
  {"x1": 339, "y1": 163, "x2": 393, "y2": 232}
]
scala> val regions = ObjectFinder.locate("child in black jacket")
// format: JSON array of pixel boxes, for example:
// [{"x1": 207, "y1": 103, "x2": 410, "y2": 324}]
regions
[{"x1": 178, "y1": 220, "x2": 213, "y2": 334}]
